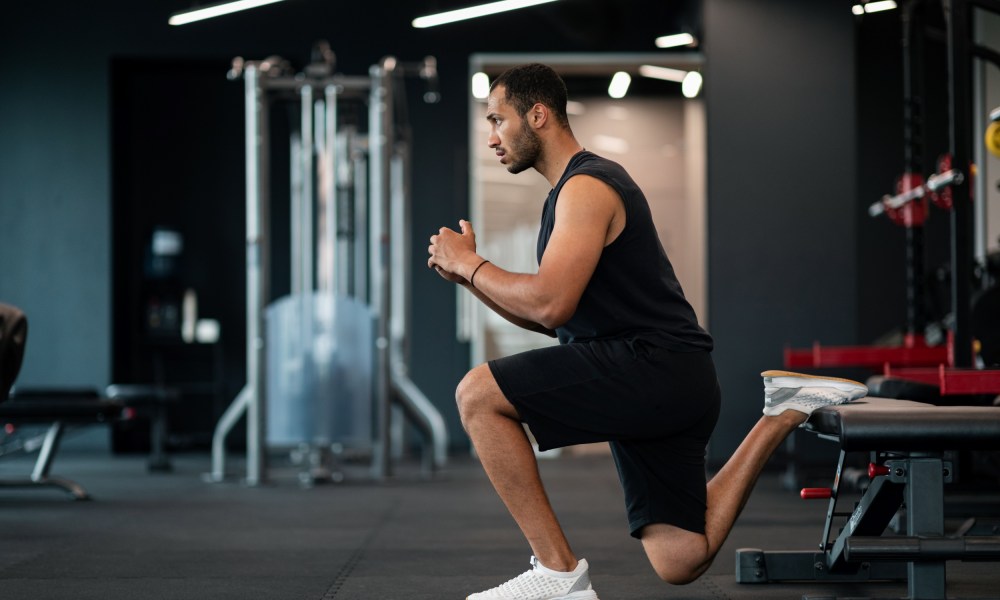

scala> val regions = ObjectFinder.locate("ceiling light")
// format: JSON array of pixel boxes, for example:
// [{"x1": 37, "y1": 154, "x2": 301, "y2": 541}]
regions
[
  {"x1": 471, "y1": 72, "x2": 490, "y2": 99},
  {"x1": 638, "y1": 65, "x2": 687, "y2": 83},
  {"x1": 654, "y1": 33, "x2": 697, "y2": 49},
  {"x1": 608, "y1": 72, "x2": 631, "y2": 99},
  {"x1": 412, "y1": 0, "x2": 560, "y2": 29},
  {"x1": 169, "y1": 0, "x2": 287, "y2": 25},
  {"x1": 865, "y1": 1, "x2": 897, "y2": 11},
  {"x1": 681, "y1": 71, "x2": 703, "y2": 98},
  {"x1": 851, "y1": 0, "x2": 897, "y2": 14}
]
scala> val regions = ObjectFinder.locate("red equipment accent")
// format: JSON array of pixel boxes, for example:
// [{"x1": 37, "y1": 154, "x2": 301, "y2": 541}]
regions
[
  {"x1": 887, "y1": 172, "x2": 928, "y2": 227},
  {"x1": 868, "y1": 463, "x2": 890, "y2": 479},
  {"x1": 4, "y1": 423, "x2": 14, "y2": 435},
  {"x1": 928, "y1": 154, "x2": 953, "y2": 210},
  {"x1": 784, "y1": 336, "x2": 950, "y2": 369},
  {"x1": 800, "y1": 488, "x2": 833, "y2": 500},
  {"x1": 882, "y1": 364, "x2": 1000, "y2": 395}
]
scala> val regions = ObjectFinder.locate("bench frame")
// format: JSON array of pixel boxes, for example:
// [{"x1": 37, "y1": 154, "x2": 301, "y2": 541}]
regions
[{"x1": 736, "y1": 399, "x2": 1000, "y2": 600}]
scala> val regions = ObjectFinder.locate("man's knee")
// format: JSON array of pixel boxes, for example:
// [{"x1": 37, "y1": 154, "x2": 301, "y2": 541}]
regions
[
  {"x1": 455, "y1": 364, "x2": 516, "y2": 430},
  {"x1": 651, "y1": 559, "x2": 708, "y2": 586},
  {"x1": 455, "y1": 365, "x2": 490, "y2": 427},
  {"x1": 641, "y1": 524, "x2": 712, "y2": 585}
]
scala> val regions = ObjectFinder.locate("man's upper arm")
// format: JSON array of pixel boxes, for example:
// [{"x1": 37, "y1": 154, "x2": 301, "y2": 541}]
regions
[{"x1": 534, "y1": 174, "x2": 622, "y2": 325}]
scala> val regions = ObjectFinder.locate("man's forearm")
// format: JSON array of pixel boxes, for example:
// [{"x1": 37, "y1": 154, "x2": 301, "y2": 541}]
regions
[{"x1": 461, "y1": 279, "x2": 556, "y2": 337}]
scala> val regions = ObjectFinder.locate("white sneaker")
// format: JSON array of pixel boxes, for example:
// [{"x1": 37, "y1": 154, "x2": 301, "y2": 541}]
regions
[
  {"x1": 467, "y1": 556, "x2": 600, "y2": 600},
  {"x1": 761, "y1": 370, "x2": 868, "y2": 417}
]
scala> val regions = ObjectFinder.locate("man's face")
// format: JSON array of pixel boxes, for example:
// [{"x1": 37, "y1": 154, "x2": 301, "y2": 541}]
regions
[{"x1": 486, "y1": 86, "x2": 542, "y2": 174}]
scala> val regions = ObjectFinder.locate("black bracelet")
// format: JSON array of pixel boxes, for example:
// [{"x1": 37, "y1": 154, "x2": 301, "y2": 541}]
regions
[{"x1": 470, "y1": 259, "x2": 490, "y2": 288}]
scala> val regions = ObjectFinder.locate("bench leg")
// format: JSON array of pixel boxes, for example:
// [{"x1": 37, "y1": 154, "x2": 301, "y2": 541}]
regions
[
  {"x1": 0, "y1": 422, "x2": 91, "y2": 500},
  {"x1": 906, "y1": 456, "x2": 946, "y2": 600},
  {"x1": 148, "y1": 404, "x2": 172, "y2": 472},
  {"x1": 31, "y1": 421, "x2": 64, "y2": 481}
]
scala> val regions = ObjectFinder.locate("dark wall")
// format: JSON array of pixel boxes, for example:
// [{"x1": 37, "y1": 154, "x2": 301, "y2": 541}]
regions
[
  {"x1": 1, "y1": 0, "x2": 867, "y2": 455},
  {"x1": 703, "y1": 0, "x2": 858, "y2": 461}
]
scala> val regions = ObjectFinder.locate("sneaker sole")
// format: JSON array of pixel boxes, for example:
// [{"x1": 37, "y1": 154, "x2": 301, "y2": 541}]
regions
[
  {"x1": 761, "y1": 370, "x2": 867, "y2": 395},
  {"x1": 467, "y1": 592, "x2": 598, "y2": 600}
]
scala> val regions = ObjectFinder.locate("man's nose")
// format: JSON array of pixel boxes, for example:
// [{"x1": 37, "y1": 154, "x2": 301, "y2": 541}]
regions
[{"x1": 487, "y1": 131, "x2": 499, "y2": 148}]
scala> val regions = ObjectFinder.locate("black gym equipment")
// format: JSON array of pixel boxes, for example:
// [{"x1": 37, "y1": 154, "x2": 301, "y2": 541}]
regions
[
  {"x1": 737, "y1": 398, "x2": 1000, "y2": 600},
  {"x1": 0, "y1": 303, "x2": 124, "y2": 500}
]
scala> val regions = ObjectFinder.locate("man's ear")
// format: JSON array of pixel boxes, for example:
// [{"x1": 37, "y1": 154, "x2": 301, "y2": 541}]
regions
[{"x1": 528, "y1": 103, "x2": 548, "y2": 129}]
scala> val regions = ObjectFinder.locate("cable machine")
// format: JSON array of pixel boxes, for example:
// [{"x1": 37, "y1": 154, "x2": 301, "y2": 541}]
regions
[{"x1": 205, "y1": 44, "x2": 447, "y2": 486}]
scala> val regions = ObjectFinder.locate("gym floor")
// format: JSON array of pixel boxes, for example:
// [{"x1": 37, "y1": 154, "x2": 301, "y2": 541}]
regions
[{"x1": 1, "y1": 442, "x2": 997, "y2": 600}]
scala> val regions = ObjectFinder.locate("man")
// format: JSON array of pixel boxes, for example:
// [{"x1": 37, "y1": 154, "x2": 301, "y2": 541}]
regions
[{"x1": 427, "y1": 63, "x2": 866, "y2": 600}]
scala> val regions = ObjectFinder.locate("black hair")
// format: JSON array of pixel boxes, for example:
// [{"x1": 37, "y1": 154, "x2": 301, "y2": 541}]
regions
[{"x1": 490, "y1": 63, "x2": 570, "y2": 128}]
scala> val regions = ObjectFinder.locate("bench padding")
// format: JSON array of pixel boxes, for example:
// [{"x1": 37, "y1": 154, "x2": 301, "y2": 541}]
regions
[{"x1": 805, "y1": 397, "x2": 1000, "y2": 451}]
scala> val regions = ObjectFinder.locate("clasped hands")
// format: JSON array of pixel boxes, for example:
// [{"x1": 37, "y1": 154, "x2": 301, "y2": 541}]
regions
[{"x1": 428, "y1": 219, "x2": 479, "y2": 284}]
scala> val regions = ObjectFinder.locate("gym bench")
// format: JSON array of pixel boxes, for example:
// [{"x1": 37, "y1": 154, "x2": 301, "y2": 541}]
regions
[
  {"x1": 0, "y1": 388, "x2": 122, "y2": 500},
  {"x1": 736, "y1": 397, "x2": 1000, "y2": 600}
]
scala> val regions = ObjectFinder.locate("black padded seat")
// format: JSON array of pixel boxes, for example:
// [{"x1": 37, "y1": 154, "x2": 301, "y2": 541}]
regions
[
  {"x1": 1, "y1": 388, "x2": 122, "y2": 423},
  {"x1": 804, "y1": 397, "x2": 1000, "y2": 451}
]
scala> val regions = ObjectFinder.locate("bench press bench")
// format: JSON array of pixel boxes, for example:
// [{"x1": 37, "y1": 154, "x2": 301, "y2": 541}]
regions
[
  {"x1": 0, "y1": 388, "x2": 123, "y2": 499},
  {"x1": 1, "y1": 303, "x2": 133, "y2": 500},
  {"x1": 736, "y1": 397, "x2": 1000, "y2": 600}
]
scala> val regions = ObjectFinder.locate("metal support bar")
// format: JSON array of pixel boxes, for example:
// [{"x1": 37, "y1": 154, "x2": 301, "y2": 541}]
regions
[
  {"x1": 905, "y1": 457, "x2": 947, "y2": 599},
  {"x1": 369, "y1": 60, "x2": 392, "y2": 480},
  {"x1": 827, "y1": 474, "x2": 906, "y2": 572},
  {"x1": 32, "y1": 421, "x2": 64, "y2": 481},
  {"x1": 947, "y1": 0, "x2": 975, "y2": 367},
  {"x1": 324, "y1": 85, "x2": 339, "y2": 296},
  {"x1": 206, "y1": 385, "x2": 251, "y2": 482},
  {"x1": 846, "y1": 535, "x2": 1000, "y2": 561},
  {"x1": 819, "y1": 450, "x2": 848, "y2": 551},
  {"x1": 208, "y1": 60, "x2": 269, "y2": 486}
]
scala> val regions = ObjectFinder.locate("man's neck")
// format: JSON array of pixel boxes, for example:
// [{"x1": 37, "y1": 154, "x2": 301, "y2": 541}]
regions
[{"x1": 536, "y1": 133, "x2": 585, "y2": 188}]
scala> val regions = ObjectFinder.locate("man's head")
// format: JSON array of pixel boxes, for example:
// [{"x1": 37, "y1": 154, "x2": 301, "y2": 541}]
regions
[
  {"x1": 486, "y1": 64, "x2": 570, "y2": 174},
  {"x1": 489, "y1": 63, "x2": 570, "y2": 128}
]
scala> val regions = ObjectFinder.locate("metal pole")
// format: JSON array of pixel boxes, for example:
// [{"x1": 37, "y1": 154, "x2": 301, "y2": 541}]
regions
[
  {"x1": 354, "y1": 140, "x2": 369, "y2": 303},
  {"x1": 948, "y1": 0, "x2": 974, "y2": 367},
  {"x1": 369, "y1": 60, "x2": 393, "y2": 480},
  {"x1": 325, "y1": 85, "x2": 339, "y2": 297},
  {"x1": 902, "y1": 0, "x2": 927, "y2": 341},
  {"x1": 208, "y1": 61, "x2": 267, "y2": 485},
  {"x1": 246, "y1": 63, "x2": 269, "y2": 486},
  {"x1": 973, "y1": 15, "x2": 988, "y2": 267},
  {"x1": 291, "y1": 132, "x2": 302, "y2": 295},
  {"x1": 302, "y1": 85, "x2": 315, "y2": 301}
]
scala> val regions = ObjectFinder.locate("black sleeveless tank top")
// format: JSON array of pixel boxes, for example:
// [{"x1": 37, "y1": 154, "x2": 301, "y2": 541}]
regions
[{"x1": 538, "y1": 151, "x2": 713, "y2": 350}]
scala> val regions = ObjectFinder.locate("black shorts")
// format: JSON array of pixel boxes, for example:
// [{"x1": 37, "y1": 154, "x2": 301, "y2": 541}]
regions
[{"x1": 488, "y1": 337, "x2": 721, "y2": 538}]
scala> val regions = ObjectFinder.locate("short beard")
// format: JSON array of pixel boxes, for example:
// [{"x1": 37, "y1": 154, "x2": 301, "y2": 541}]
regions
[{"x1": 506, "y1": 119, "x2": 542, "y2": 174}]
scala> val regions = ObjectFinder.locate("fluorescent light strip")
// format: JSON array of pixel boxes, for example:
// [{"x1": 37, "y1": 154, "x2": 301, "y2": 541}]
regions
[
  {"x1": 864, "y1": 0, "x2": 897, "y2": 11},
  {"x1": 608, "y1": 72, "x2": 631, "y2": 99},
  {"x1": 638, "y1": 65, "x2": 687, "y2": 83},
  {"x1": 412, "y1": 0, "x2": 559, "y2": 28},
  {"x1": 169, "y1": 0, "x2": 286, "y2": 25},
  {"x1": 851, "y1": 0, "x2": 897, "y2": 14},
  {"x1": 654, "y1": 33, "x2": 696, "y2": 49}
]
